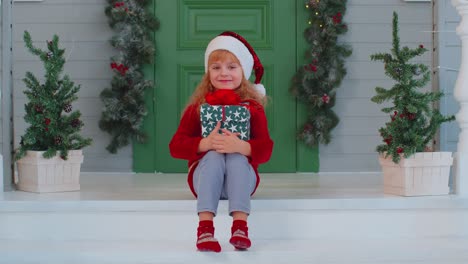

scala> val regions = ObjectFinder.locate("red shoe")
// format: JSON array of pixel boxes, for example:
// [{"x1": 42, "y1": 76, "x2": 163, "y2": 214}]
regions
[
  {"x1": 197, "y1": 220, "x2": 221, "y2": 253},
  {"x1": 229, "y1": 220, "x2": 251, "y2": 250}
]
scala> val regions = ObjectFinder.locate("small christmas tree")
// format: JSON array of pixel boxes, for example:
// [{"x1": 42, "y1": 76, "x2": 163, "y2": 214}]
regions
[
  {"x1": 371, "y1": 12, "x2": 455, "y2": 163},
  {"x1": 16, "y1": 31, "x2": 92, "y2": 160}
]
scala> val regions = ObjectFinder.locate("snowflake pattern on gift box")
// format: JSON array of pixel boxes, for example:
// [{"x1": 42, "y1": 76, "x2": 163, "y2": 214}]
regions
[{"x1": 200, "y1": 104, "x2": 251, "y2": 140}]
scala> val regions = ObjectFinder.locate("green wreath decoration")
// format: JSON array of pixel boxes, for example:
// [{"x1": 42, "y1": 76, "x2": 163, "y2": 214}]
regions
[
  {"x1": 291, "y1": 0, "x2": 352, "y2": 147},
  {"x1": 100, "y1": 0, "x2": 159, "y2": 153}
]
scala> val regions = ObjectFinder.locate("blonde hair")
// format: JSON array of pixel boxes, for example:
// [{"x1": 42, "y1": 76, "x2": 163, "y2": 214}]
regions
[{"x1": 187, "y1": 50, "x2": 267, "y2": 108}]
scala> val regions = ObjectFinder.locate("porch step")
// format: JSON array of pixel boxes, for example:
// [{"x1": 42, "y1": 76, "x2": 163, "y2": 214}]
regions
[
  {"x1": 2, "y1": 237, "x2": 468, "y2": 264},
  {"x1": 1, "y1": 198, "x2": 468, "y2": 264}
]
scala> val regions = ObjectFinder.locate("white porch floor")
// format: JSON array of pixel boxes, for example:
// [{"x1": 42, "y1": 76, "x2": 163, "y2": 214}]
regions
[
  {"x1": 1, "y1": 172, "x2": 466, "y2": 209},
  {"x1": 3, "y1": 172, "x2": 391, "y2": 201},
  {"x1": 1, "y1": 172, "x2": 468, "y2": 264}
]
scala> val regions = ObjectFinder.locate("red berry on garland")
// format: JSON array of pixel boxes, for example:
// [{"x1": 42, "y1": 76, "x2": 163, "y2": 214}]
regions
[
  {"x1": 397, "y1": 147, "x2": 404, "y2": 154},
  {"x1": 322, "y1": 94, "x2": 330, "y2": 104},
  {"x1": 419, "y1": 44, "x2": 424, "y2": 49},
  {"x1": 116, "y1": 63, "x2": 129, "y2": 76},
  {"x1": 120, "y1": 66, "x2": 129, "y2": 76},
  {"x1": 113, "y1": 2, "x2": 124, "y2": 8},
  {"x1": 333, "y1": 12, "x2": 342, "y2": 24},
  {"x1": 63, "y1": 104, "x2": 72, "y2": 113},
  {"x1": 44, "y1": 118, "x2": 51, "y2": 125},
  {"x1": 304, "y1": 123, "x2": 313, "y2": 132}
]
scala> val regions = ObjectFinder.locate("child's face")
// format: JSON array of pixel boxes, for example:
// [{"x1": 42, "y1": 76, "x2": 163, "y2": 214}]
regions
[{"x1": 208, "y1": 59, "x2": 243, "y2": 91}]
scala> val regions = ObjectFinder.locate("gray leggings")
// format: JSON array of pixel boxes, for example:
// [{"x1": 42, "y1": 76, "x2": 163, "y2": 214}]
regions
[{"x1": 193, "y1": 151, "x2": 257, "y2": 216}]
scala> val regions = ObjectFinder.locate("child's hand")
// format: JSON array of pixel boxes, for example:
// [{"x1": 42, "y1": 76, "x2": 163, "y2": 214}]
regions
[
  {"x1": 221, "y1": 128, "x2": 241, "y2": 138},
  {"x1": 198, "y1": 122, "x2": 222, "y2": 152},
  {"x1": 213, "y1": 128, "x2": 248, "y2": 154}
]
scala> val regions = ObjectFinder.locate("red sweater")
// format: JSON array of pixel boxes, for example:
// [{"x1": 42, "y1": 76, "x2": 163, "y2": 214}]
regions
[{"x1": 169, "y1": 100, "x2": 274, "y2": 197}]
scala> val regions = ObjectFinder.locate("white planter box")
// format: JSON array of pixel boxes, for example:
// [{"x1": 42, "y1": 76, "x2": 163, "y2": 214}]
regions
[
  {"x1": 379, "y1": 152, "x2": 453, "y2": 196},
  {"x1": 16, "y1": 150, "x2": 83, "y2": 193}
]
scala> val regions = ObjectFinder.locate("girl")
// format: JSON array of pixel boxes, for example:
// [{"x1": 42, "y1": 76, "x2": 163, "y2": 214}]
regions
[{"x1": 169, "y1": 31, "x2": 273, "y2": 252}]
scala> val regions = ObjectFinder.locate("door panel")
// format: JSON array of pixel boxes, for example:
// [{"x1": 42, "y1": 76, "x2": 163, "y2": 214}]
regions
[{"x1": 138, "y1": 0, "x2": 297, "y2": 172}]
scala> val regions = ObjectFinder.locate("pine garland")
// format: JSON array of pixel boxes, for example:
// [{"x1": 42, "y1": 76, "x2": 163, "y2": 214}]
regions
[
  {"x1": 16, "y1": 31, "x2": 92, "y2": 160},
  {"x1": 291, "y1": 0, "x2": 352, "y2": 147},
  {"x1": 100, "y1": 0, "x2": 159, "y2": 153},
  {"x1": 371, "y1": 12, "x2": 455, "y2": 163}
]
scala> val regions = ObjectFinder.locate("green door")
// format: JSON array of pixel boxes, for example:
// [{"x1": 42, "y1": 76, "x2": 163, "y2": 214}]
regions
[{"x1": 135, "y1": 0, "x2": 317, "y2": 172}]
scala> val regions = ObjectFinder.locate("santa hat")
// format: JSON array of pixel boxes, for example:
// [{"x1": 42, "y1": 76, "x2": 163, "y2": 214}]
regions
[{"x1": 204, "y1": 31, "x2": 266, "y2": 96}]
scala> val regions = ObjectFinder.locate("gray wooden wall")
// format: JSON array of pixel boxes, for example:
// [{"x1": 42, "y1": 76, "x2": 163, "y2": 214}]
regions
[
  {"x1": 12, "y1": 0, "x2": 131, "y2": 172},
  {"x1": 436, "y1": 0, "x2": 460, "y2": 153},
  {"x1": 321, "y1": 0, "x2": 433, "y2": 172},
  {"x1": 8, "y1": 0, "x2": 444, "y2": 173}
]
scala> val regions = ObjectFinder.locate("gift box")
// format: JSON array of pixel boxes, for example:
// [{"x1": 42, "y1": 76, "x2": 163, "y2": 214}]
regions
[{"x1": 200, "y1": 103, "x2": 251, "y2": 140}]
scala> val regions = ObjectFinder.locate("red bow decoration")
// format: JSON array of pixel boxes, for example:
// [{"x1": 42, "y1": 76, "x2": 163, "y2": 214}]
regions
[
  {"x1": 113, "y1": 2, "x2": 125, "y2": 8},
  {"x1": 304, "y1": 64, "x2": 317, "y2": 72},
  {"x1": 332, "y1": 12, "x2": 342, "y2": 24},
  {"x1": 205, "y1": 89, "x2": 241, "y2": 105},
  {"x1": 110, "y1": 62, "x2": 129, "y2": 76}
]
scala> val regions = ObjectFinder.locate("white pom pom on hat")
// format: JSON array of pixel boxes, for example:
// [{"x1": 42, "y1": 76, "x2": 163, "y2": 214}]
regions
[{"x1": 205, "y1": 31, "x2": 266, "y2": 96}]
